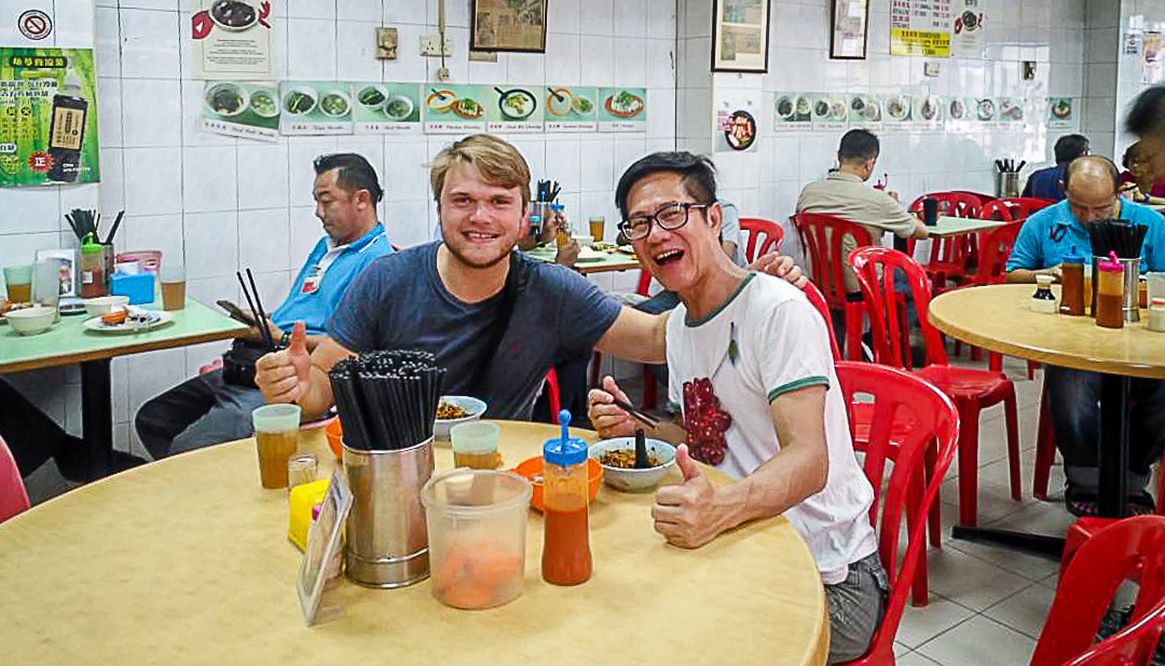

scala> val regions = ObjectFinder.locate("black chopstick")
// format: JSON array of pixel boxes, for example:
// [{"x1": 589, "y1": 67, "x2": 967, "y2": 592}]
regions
[
  {"x1": 246, "y1": 268, "x2": 276, "y2": 351},
  {"x1": 610, "y1": 396, "x2": 659, "y2": 428},
  {"x1": 236, "y1": 271, "x2": 275, "y2": 351}
]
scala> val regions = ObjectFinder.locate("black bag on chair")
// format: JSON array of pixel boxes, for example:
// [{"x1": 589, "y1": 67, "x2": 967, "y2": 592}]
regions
[{"x1": 221, "y1": 339, "x2": 280, "y2": 388}]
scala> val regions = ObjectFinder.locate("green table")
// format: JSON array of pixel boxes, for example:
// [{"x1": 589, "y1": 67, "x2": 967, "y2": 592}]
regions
[
  {"x1": 524, "y1": 245, "x2": 642, "y2": 274},
  {"x1": 0, "y1": 299, "x2": 247, "y2": 479},
  {"x1": 926, "y1": 215, "x2": 1006, "y2": 238}
]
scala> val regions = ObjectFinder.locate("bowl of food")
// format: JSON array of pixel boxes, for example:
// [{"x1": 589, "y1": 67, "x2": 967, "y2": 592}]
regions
[
  {"x1": 949, "y1": 98, "x2": 966, "y2": 120},
  {"x1": 383, "y1": 94, "x2": 414, "y2": 121},
  {"x1": 249, "y1": 89, "x2": 279, "y2": 118},
  {"x1": 977, "y1": 98, "x2": 995, "y2": 121},
  {"x1": 7, "y1": 306, "x2": 56, "y2": 336},
  {"x1": 82, "y1": 295, "x2": 130, "y2": 318},
  {"x1": 282, "y1": 86, "x2": 317, "y2": 116},
  {"x1": 604, "y1": 90, "x2": 644, "y2": 119},
  {"x1": 496, "y1": 87, "x2": 537, "y2": 120},
  {"x1": 319, "y1": 90, "x2": 351, "y2": 118},
  {"x1": 547, "y1": 88, "x2": 573, "y2": 116},
  {"x1": 813, "y1": 98, "x2": 830, "y2": 119},
  {"x1": 512, "y1": 456, "x2": 603, "y2": 512},
  {"x1": 452, "y1": 98, "x2": 484, "y2": 120},
  {"x1": 589, "y1": 437, "x2": 677, "y2": 493},
  {"x1": 795, "y1": 96, "x2": 811, "y2": 116},
  {"x1": 434, "y1": 395, "x2": 487, "y2": 440},
  {"x1": 776, "y1": 95, "x2": 795, "y2": 119},
  {"x1": 357, "y1": 85, "x2": 389, "y2": 112},
  {"x1": 209, "y1": 0, "x2": 257, "y2": 31},
  {"x1": 571, "y1": 94, "x2": 594, "y2": 116},
  {"x1": 205, "y1": 82, "x2": 248, "y2": 117},
  {"x1": 886, "y1": 96, "x2": 908, "y2": 120},
  {"x1": 426, "y1": 88, "x2": 458, "y2": 114}
]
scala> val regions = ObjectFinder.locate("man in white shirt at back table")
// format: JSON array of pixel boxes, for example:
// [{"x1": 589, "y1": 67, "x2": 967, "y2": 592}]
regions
[{"x1": 589, "y1": 151, "x2": 884, "y2": 664}]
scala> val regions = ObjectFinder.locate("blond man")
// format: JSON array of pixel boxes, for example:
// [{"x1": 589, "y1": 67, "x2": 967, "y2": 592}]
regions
[{"x1": 256, "y1": 134, "x2": 803, "y2": 420}]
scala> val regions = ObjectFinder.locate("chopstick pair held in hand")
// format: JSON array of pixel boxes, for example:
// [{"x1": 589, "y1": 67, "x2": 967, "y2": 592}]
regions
[{"x1": 237, "y1": 269, "x2": 276, "y2": 351}]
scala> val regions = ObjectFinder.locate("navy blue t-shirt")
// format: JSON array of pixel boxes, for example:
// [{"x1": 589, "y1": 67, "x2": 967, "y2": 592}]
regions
[{"x1": 328, "y1": 242, "x2": 622, "y2": 420}]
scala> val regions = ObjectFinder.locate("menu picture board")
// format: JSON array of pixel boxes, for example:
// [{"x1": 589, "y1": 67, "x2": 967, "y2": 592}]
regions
[
  {"x1": 544, "y1": 86, "x2": 599, "y2": 132},
  {"x1": 997, "y1": 97, "x2": 1024, "y2": 126},
  {"x1": 890, "y1": 0, "x2": 953, "y2": 57},
  {"x1": 847, "y1": 93, "x2": 881, "y2": 128},
  {"x1": 0, "y1": 48, "x2": 100, "y2": 187},
  {"x1": 485, "y1": 85, "x2": 544, "y2": 133},
  {"x1": 881, "y1": 94, "x2": 913, "y2": 131},
  {"x1": 774, "y1": 93, "x2": 811, "y2": 131},
  {"x1": 914, "y1": 95, "x2": 943, "y2": 129},
  {"x1": 201, "y1": 80, "x2": 280, "y2": 142},
  {"x1": 279, "y1": 82, "x2": 354, "y2": 135},
  {"x1": 191, "y1": 0, "x2": 276, "y2": 80},
  {"x1": 353, "y1": 83, "x2": 421, "y2": 135},
  {"x1": 598, "y1": 87, "x2": 647, "y2": 133},
  {"x1": 1047, "y1": 97, "x2": 1077, "y2": 130},
  {"x1": 422, "y1": 85, "x2": 488, "y2": 134}
]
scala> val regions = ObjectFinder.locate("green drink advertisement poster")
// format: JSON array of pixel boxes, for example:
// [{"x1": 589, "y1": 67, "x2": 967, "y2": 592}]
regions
[{"x1": 0, "y1": 48, "x2": 100, "y2": 187}]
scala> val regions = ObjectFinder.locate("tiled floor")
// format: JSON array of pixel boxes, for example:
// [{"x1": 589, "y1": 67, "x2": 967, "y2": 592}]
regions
[{"x1": 20, "y1": 353, "x2": 1086, "y2": 665}]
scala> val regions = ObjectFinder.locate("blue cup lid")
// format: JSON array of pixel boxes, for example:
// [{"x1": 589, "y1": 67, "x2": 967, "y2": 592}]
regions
[
  {"x1": 543, "y1": 409, "x2": 587, "y2": 466},
  {"x1": 1063, "y1": 253, "x2": 1084, "y2": 264}
]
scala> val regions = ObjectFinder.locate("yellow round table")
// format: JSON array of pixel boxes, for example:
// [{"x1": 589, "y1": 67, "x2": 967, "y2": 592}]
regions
[{"x1": 0, "y1": 421, "x2": 828, "y2": 666}]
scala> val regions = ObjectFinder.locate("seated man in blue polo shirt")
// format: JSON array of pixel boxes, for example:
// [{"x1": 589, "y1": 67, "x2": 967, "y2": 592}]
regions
[
  {"x1": 1006, "y1": 155, "x2": 1165, "y2": 516},
  {"x1": 1020, "y1": 134, "x2": 1090, "y2": 201},
  {"x1": 135, "y1": 153, "x2": 393, "y2": 458}
]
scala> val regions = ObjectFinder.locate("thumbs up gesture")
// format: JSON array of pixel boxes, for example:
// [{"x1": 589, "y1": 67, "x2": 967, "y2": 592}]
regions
[
  {"x1": 651, "y1": 444, "x2": 722, "y2": 549},
  {"x1": 255, "y1": 321, "x2": 310, "y2": 404}
]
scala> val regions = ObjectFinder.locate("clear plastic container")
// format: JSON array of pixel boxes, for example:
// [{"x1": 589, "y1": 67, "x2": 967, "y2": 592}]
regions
[{"x1": 421, "y1": 468, "x2": 532, "y2": 609}]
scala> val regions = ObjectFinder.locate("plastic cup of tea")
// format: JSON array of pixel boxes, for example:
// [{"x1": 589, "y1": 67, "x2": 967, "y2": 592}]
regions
[
  {"x1": 4, "y1": 264, "x2": 33, "y2": 303},
  {"x1": 251, "y1": 404, "x2": 301, "y2": 489},
  {"x1": 160, "y1": 262, "x2": 186, "y2": 311},
  {"x1": 589, "y1": 216, "x2": 605, "y2": 243},
  {"x1": 451, "y1": 421, "x2": 500, "y2": 469}
]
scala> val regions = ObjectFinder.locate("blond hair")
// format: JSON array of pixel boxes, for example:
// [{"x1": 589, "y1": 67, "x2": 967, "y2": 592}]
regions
[{"x1": 429, "y1": 134, "x2": 532, "y2": 207}]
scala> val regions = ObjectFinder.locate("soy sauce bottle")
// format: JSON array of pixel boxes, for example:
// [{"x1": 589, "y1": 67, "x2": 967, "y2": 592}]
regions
[{"x1": 47, "y1": 71, "x2": 88, "y2": 183}]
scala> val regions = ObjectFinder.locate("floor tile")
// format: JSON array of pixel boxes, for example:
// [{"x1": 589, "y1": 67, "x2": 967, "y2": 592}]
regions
[
  {"x1": 985, "y1": 500, "x2": 1076, "y2": 537},
  {"x1": 897, "y1": 651, "x2": 943, "y2": 666},
  {"x1": 924, "y1": 547, "x2": 1032, "y2": 611},
  {"x1": 947, "y1": 535, "x2": 1061, "y2": 581},
  {"x1": 895, "y1": 594, "x2": 977, "y2": 649},
  {"x1": 894, "y1": 641, "x2": 912, "y2": 658},
  {"x1": 916, "y1": 615, "x2": 1037, "y2": 666},
  {"x1": 982, "y1": 582, "x2": 1057, "y2": 639}
]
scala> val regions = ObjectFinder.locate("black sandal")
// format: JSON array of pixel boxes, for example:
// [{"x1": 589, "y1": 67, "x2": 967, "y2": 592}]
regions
[
  {"x1": 1065, "y1": 483, "x2": 1100, "y2": 518},
  {"x1": 1128, "y1": 490, "x2": 1157, "y2": 516}
]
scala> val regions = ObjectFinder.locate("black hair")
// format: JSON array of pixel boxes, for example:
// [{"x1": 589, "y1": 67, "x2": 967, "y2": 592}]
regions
[
  {"x1": 1053, "y1": 134, "x2": 1090, "y2": 164},
  {"x1": 1125, "y1": 86, "x2": 1165, "y2": 137},
  {"x1": 1063, "y1": 155, "x2": 1121, "y2": 193},
  {"x1": 838, "y1": 129, "x2": 880, "y2": 163},
  {"x1": 313, "y1": 153, "x2": 384, "y2": 204},
  {"x1": 1123, "y1": 142, "x2": 1142, "y2": 170},
  {"x1": 614, "y1": 152, "x2": 717, "y2": 220}
]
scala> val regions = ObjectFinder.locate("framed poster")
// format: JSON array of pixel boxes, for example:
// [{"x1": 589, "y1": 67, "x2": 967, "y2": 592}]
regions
[
  {"x1": 712, "y1": 0, "x2": 771, "y2": 73},
  {"x1": 470, "y1": 0, "x2": 547, "y2": 53},
  {"x1": 830, "y1": 0, "x2": 869, "y2": 60}
]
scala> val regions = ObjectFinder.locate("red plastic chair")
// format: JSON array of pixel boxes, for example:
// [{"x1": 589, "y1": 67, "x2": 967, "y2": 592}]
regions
[
  {"x1": 803, "y1": 281, "x2": 842, "y2": 362},
  {"x1": 589, "y1": 269, "x2": 658, "y2": 409},
  {"x1": 849, "y1": 246, "x2": 1022, "y2": 527},
  {"x1": 545, "y1": 369, "x2": 561, "y2": 424},
  {"x1": 792, "y1": 212, "x2": 875, "y2": 361},
  {"x1": 1031, "y1": 516, "x2": 1165, "y2": 666},
  {"x1": 834, "y1": 361, "x2": 960, "y2": 665},
  {"x1": 0, "y1": 435, "x2": 30, "y2": 524},
  {"x1": 739, "y1": 217, "x2": 785, "y2": 263},
  {"x1": 909, "y1": 192, "x2": 984, "y2": 293},
  {"x1": 979, "y1": 197, "x2": 1055, "y2": 221}
]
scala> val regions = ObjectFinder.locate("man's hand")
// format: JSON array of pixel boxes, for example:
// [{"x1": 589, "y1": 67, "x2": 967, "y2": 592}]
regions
[
  {"x1": 255, "y1": 321, "x2": 310, "y2": 403},
  {"x1": 587, "y1": 375, "x2": 637, "y2": 439},
  {"x1": 243, "y1": 317, "x2": 283, "y2": 346},
  {"x1": 555, "y1": 238, "x2": 580, "y2": 266},
  {"x1": 651, "y1": 444, "x2": 723, "y2": 548},
  {"x1": 750, "y1": 253, "x2": 808, "y2": 289}
]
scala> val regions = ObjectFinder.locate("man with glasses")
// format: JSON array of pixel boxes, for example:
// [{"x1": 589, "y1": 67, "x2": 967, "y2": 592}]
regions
[
  {"x1": 255, "y1": 134, "x2": 805, "y2": 423},
  {"x1": 1006, "y1": 155, "x2": 1165, "y2": 516},
  {"x1": 589, "y1": 152, "x2": 883, "y2": 664}
]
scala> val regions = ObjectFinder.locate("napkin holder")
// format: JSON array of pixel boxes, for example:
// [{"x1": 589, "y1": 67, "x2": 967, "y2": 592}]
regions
[{"x1": 110, "y1": 272, "x2": 154, "y2": 305}]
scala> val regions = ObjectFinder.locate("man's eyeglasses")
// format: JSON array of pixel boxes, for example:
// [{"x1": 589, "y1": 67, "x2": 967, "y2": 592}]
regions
[{"x1": 618, "y1": 202, "x2": 710, "y2": 241}]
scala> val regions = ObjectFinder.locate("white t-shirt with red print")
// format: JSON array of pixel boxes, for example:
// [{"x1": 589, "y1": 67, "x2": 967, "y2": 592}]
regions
[{"x1": 666, "y1": 272, "x2": 877, "y2": 584}]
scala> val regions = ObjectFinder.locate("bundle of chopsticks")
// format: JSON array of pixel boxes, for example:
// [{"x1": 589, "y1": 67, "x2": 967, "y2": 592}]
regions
[
  {"x1": 328, "y1": 350, "x2": 446, "y2": 450},
  {"x1": 65, "y1": 208, "x2": 125, "y2": 244},
  {"x1": 536, "y1": 179, "x2": 560, "y2": 203},
  {"x1": 1088, "y1": 219, "x2": 1147, "y2": 259},
  {"x1": 994, "y1": 158, "x2": 1025, "y2": 174},
  {"x1": 237, "y1": 269, "x2": 276, "y2": 351}
]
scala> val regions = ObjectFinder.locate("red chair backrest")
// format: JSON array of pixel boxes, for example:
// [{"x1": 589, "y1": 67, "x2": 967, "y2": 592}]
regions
[
  {"x1": 1031, "y1": 516, "x2": 1165, "y2": 666},
  {"x1": 739, "y1": 217, "x2": 784, "y2": 263},
  {"x1": 792, "y1": 212, "x2": 874, "y2": 310},
  {"x1": 635, "y1": 269, "x2": 652, "y2": 296},
  {"x1": 835, "y1": 361, "x2": 960, "y2": 664},
  {"x1": 968, "y1": 221, "x2": 1024, "y2": 286},
  {"x1": 803, "y1": 281, "x2": 841, "y2": 361},
  {"x1": 909, "y1": 192, "x2": 983, "y2": 218},
  {"x1": 979, "y1": 198, "x2": 1055, "y2": 221},
  {"x1": 848, "y1": 246, "x2": 948, "y2": 369},
  {"x1": 0, "y1": 435, "x2": 29, "y2": 524}
]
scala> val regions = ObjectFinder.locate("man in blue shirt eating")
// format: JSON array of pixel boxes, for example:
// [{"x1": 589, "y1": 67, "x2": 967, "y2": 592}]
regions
[
  {"x1": 135, "y1": 153, "x2": 394, "y2": 458},
  {"x1": 1006, "y1": 155, "x2": 1165, "y2": 516}
]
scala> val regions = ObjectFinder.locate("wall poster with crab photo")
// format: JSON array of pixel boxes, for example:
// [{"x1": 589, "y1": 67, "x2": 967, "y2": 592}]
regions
[
  {"x1": 201, "y1": 81, "x2": 280, "y2": 141},
  {"x1": 191, "y1": 0, "x2": 275, "y2": 80},
  {"x1": 422, "y1": 85, "x2": 488, "y2": 134},
  {"x1": 597, "y1": 88, "x2": 647, "y2": 133},
  {"x1": 279, "y1": 82, "x2": 354, "y2": 135}
]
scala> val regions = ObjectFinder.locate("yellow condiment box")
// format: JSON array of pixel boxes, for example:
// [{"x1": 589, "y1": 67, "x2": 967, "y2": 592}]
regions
[{"x1": 288, "y1": 479, "x2": 330, "y2": 551}]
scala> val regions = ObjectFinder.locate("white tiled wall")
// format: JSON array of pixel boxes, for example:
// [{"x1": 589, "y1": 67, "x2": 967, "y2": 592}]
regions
[
  {"x1": 1114, "y1": 0, "x2": 1165, "y2": 161},
  {"x1": 677, "y1": 0, "x2": 1089, "y2": 265},
  {"x1": 1, "y1": 0, "x2": 676, "y2": 456}
]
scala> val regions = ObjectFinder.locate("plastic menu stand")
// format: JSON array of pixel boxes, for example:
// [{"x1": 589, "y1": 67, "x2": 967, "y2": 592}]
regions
[{"x1": 297, "y1": 470, "x2": 352, "y2": 626}]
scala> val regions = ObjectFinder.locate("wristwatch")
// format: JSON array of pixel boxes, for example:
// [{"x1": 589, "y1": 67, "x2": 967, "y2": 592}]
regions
[{"x1": 280, "y1": 330, "x2": 291, "y2": 348}]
